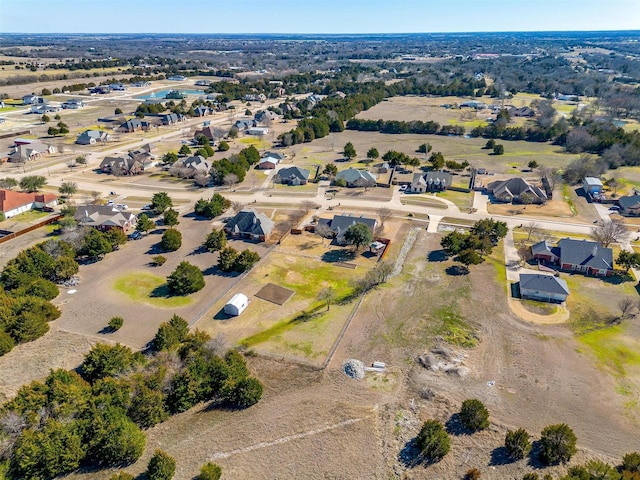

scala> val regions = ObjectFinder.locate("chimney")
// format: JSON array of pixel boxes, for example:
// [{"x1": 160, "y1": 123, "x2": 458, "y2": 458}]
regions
[{"x1": 593, "y1": 244, "x2": 598, "y2": 257}]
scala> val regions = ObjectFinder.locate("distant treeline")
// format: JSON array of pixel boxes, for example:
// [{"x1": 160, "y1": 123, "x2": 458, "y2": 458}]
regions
[{"x1": 347, "y1": 118, "x2": 465, "y2": 136}]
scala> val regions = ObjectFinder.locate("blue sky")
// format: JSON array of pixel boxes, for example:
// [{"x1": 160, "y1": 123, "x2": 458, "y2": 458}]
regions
[{"x1": 1, "y1": 0, "x2": 638, "y2": 34}]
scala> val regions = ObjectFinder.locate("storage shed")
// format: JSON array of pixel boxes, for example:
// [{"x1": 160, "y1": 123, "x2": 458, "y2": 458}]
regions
[{"x1": 224, "y1": 293, "x2": 249, "y2": 316}]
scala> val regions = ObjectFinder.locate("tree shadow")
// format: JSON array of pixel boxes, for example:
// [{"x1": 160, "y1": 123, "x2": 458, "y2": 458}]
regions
[
  {"x1": 150, "y1": 284, "x2": 173, "y2": 298},
  {"x1": 97, "y1": 326, "x2": 116, "y2": 335},
  {"x1": 188, "y1": 245, "x2": 208, "y2": 256},
  {"x1": 145, "y1": 244, "x2": 164, "y2": 255},
  {"x1": 398, "y1": 438, "x2": 423, "y2": 468},
  {"x1": 183, "y1": 211, "x2": 213, "y2": 221},
  {"x1": 202, "y1": 265, "x2": 240, "y2": 277},
  {"x1": 489, "y1": 446, "x2": 513, "y2": 466},
  {"x1": 445, "y1": 265, "x2": 469, "y2": 276},
  {"x1": 428, "y1": 250, "x2": 448, "y2": 262},
  {"x1": 526, "y1": 440, "x2": 547, "y2": 469},
  {"x1": 321, "y1": 248, "x2": 356, "y2": 263},
  {"x1": 445, "y1": 413, "x2": 471, "y2": 436}
]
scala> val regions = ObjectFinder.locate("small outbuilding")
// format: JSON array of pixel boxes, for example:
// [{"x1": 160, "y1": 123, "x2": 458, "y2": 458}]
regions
[{"x1": 224, "y1": 293, "x2": 249, "y2": 316}]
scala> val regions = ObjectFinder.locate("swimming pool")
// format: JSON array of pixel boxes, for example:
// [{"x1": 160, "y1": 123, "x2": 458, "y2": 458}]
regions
[{"x1": 135, "y1": 89, "x2": 205, "y2": 100}]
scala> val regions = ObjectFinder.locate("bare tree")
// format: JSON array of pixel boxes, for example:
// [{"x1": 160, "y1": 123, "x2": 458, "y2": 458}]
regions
[
  {"x1": 91, "y1": 191, "x2": 102, "y2": 204},
  {"x1": 516, "y1": 241, "x2": 531, "y2": 266},
  {"x1": 371, "y1": 260, "x2": 394, "y2": 283},
  {"x1": 193, "y1": 172, "x2": 209, "y2": 187},
  {"x1": 618, "y1": 298, "x2": 638, "y2": 321},
  {"x1": 223, "y1": 173, "x2": 239, "y2": 190},
  {"x1": 300, "y1": 200, "x2": 320, "y2": 214},
  {"x1": 205, "y1": 333, "x2": 229, "y2": 356},
  {"x1": 524, "y1": 221, "x2": 541, "y2": 241},
  {"x1": 318, "y1": 287, "x2": 336, "y2": 311},
  {"x1": 538, "y1": 165, "x2": 562, "y2": 192},
  {"x1": 591, "y1": 219, "x2": 628, "y2": 247},
  {"x1": 377, "y1": 206, "x2": 392, "y2": 227},
  {"x1": 288, "y1": 209, "x2": 306, "y2": 227},
  {"x1": 231, "y1": 201, "x2": 245, "y2": 215},
  {"x1": 315, "y1": 223, "x2": 334, "y2": 246}
]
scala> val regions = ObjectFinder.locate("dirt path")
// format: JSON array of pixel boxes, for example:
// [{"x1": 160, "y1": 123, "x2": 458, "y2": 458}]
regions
[{"x1": 507, "y1": 297, "x2": 570, "y2": 324}]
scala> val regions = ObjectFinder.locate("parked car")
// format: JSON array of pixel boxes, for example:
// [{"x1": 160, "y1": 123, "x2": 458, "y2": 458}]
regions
[
  {"x1": 141, "y1": 204, "x2": 151, "y2": 211},
  {"x1": 116, "y1": 204, "x2": 128, "y2": 210},
  {"x1": 609, "y1": 205, "x2": 620, "y2": 211},
  {"x1": 107, "y1": 200, "x2": 114, "y2": 206},
  {"x1": 155, "y1": 218, "x2": 164, "y2": 226},
  {"x1": 399, "y1": 184, "x2": 408, "y2": 191},
  {"x1": 128, "y1": 231, "x2": 142, "y2": 240}
]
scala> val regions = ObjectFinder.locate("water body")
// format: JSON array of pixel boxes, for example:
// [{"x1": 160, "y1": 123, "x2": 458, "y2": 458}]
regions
[{"x1": 135, "y1": 89, "x2": 205, "y2": 100}]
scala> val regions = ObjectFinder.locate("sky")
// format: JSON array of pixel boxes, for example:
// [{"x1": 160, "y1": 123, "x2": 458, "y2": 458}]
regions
[{"x1": 0, "y1": 0, "x2": 638, "y2": 34}]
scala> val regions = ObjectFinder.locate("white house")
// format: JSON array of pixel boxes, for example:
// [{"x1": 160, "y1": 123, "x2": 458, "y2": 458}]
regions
[
  {"x1": 224, "y1": 293, "x2": 249, "y2": 316},
  {"x1": 247, "y1": 127, "x2": 270, "y2": 136}
]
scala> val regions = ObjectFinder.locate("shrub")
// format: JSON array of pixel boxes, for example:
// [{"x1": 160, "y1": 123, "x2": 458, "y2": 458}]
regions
[
  {"x1": 160, "y1": 228, "x2": 182, "y2": 252},
  {"x1": 197, "y1": 462, "x2": 222, "y2": 480},
  {"x1": 147, "y1": 449, "x2": 176, "y2": 480},
  {"x1": 493, "y1": 144, "x2": 504, "y2": 155},
  {"x1": 166, "y1": 261, "x2": 204, "y2": 295},
  {"x1": 218, "y1": 141, "x2": 229, "y2": 152},
  {"x1": 0, "y1": 330, "x2": 15, "y2": 356},
  {"x1": 465, "y1": 468, "x2": 481, "y2": 480},
  {"x1": 108, "y1": 316, "x2": 124, "y2": 331},
  {"x1": 416, "y1": 419, "x2": 450, "y2": 462},
  {"x1": 459, "y1": 399, "x2": 490, "y2": 432},
  {"x1": 224, "y1": 377, "x2": 264, "y2": 408},
  {"x1": 152, "y1": 255, "x2": 167, "y2": 266},
  {"x1": 505, "y1": 428, "x2": 531, "y2": 460},
  {"x1": 153, "y1": 314, "x2": 189, "y2": 351},
  {"x1": 623, "y1": 452, "x2": 640, "y2": 473},
  {"x1": 539, "y1": 423, "x2": 577, "y2": 465},
  {"x1": 110, "y1": 473, "x2": 134, "y2": 480},
  {"x1": 81, "y1": 343, "x2": 139, "y2": 383}
]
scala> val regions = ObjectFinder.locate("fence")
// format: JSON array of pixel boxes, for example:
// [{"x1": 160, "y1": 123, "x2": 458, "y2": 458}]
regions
[{"x1": 0, "y1": 214, "x2": 62, "y2": 245}]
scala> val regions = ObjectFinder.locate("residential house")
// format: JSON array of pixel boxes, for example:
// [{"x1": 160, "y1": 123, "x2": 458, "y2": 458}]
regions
[
  {"x1": 131, "y1": 81, "x2": 152, "y2": 87},
  {"x1": 531, "y1": 239, "x2": 560, "y2": 264},
  {"x1": 194, "y1": 125, "x2": 218, "y2": 143},
  {"x1": 582, "y1": 177, "x2": 603, "y2": 198},
  {"x1": 193, "y1": 106, "x2": 211, "y2": 117},
  {"x1": 281, "y1": 103, "x2": 299, "y2": 115},
  {"x1": 175, "y1": 155, "x2": 210, "y2": 177},
  {"x1": 194, "y1": 80, "x2": 212, "y2": 86},
  {"x1": 31, "y1": 104, "x2": 60, "y2": 114},
  {"x1": 410, "y1": 171, "x2": 452, "y2": 193},
  {"x1": 22, "y1": 94, "x2": 43, "y2": 105},
  {"x1": 331, "y1": 91, "x2": 347, "y2": 99},
  {"x1": 118, "y1": 119, "x2": 148, "y2": 133},
  {"x1": 99, "y1": 155, "x2": 144, "y2": 175},
  {"x1": 61, "y1": 98, "x2": 84, "y2": 109},
  {"x1": 275, "y1": 166, "x2": 310, "y2": 186},
  {"x1": 508, "y1": 106, "x2": 535, "y2": 117},
  {"x1": 233, "y1": 119, "x2": 256, "y2": 131},
  {"x1": 460, "y1": 100, "x2": 487, "y2": 109},
  {"x1": 168, "y1": 75, "x2": 187, "y2": 81},
  {"x1": 317, "y1": 214, "x2": 377, "y2": 245},
  {"x1": 254, "y1": 110, "x2": 279, "y2": 124},
  {"x1": 74, "y1": 205, "x2": 137, "y2": 232},
  {"x1": 89, "y1": 86, "x2": 111, "y2": 94},
  {"x1": 0, "y1": 190, "x2": 58, "y2": 218},
  {"x1": 618, "y1": 195, "x2": 640, "y2": 216},
  {"x1": 336, "y1": 168, "x2": 377, "y2": 188},
  {"x1": 109, "y1": 84, "x2": 127, "y2": 91},
  {"x1": 224, "y1": 293, "x2": 249, "y2": 316},
  {"x1": 243, "y1": 93, "x2": 266, "y2": 102},
  {"x1": 8, "y1": 142, "x2": 56, "y2": 163},
  {"x1": 519, "y1": 273, "x2": 570, "y2": 303},
  {"x1": 223, "y1": 209, "x2": 274, "y2": 242},
  {"x1": 487, "y1": 177, "x2": 547, "y2": 204},
  {"x1": 76, "y1": 130, "x2": 112, "y2": 145},
  {"x1": 378, "y1": 162, "x2": 390, "y2": 174},
  {"x1": 306, "y1": 94, "x2": 323, "y2": 107},
  {"x1": 160, "y1": 113, "x2": 186, "y2": 125},
  {"x1": 533, "y1": 238, "x2": 614, "y2": 277},
  {"x1": 247, "y1": 127, "x2": 270, "y2": 136}
]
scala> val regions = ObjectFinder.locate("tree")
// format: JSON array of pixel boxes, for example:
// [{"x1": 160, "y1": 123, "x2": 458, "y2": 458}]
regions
[
  {"x1": 416, "y1": 419, "x2": 450, "y2": 462},
  {"x1": 163, "y1": 208, "x2": 180, "y2": 227},
  {"x1": 147, "y1": 450, "x2": 176, "y2": 480},
  {"x1": 505, "y1": 428, "x2": 531, "y2": 460},
  {"x1": 167, "y1": 261, "x2": 204, "y2": 295},
  {"x1": 233, "y1": 249, "x2": 261, "y2": 272},
  {"x1": 218, "y1": 141, "x2": 229, "y2": 151},
  {"x1": 110, "y1": 473, "x2": 134, "y2": 480},
  {"x1": 56, "y1": 121, "x2": 69, "y2": 135},
  {"x1": 523, "y1": 221, "x2": 541, "y2": 241},
  {"x1": 194, "y1": 194, "x2": 231, "y2": 219},
  {"x1": 318, "y1": 287, "x2": 336, "y2": 310},
  {"x1": 162, "y1": 151, "x2": 179, "y2": 164},
  {"x1": 90, "y1": 412, "x2": 146, "y2": 466},
  {"x1": 417, "y1": 143, "x2": 432, "y2": 154},
  {"x1": 197, "y1": 462, "x2": 222, "y2": 480},
  {"x1": 218, "y1": 247, "x2": 239, "y2": 272},
  {"x1": 160, "y1": 228, "x2": 182, "y2": 252},
  {"x1": 323, "y1": 163, "x2": 338, "y2": 178},
  {"x1": 178, "y1": 144, "x2": 191, "y2": 156},
  {"x1": 152, "y1": 255, "x2": 167, "y2": 266},
  {"x1": 617, "y1": 297, "x2": 639, "y2": 321},
  {"x1": 105, "y1": 228, "x2": 127, "y2": 249},
  {"x1": 528, "y1": 160, "x2": 539, "y2": 169},
  {"x1": 81, "y1": 343, "x2": 138, "y2": 383},
  {"x1": 223, "y1": 173, "x2": 239, "y2": 190},
  {"x1": 153, "y1": 315, "x2": 189, "y2": 351},
  {"x1": 76, "y1": 155, "x2": 87, "y2": 165},
  {"x1": 136, "y1": 214, "x2": 154, "y2": 234},
  {"x1": 114, "y1": 107, "x2": 123, "y2": 115},
  {"x1": 377, "y1": 206, "x2": 392, "y2": 227},
  {"x1": 203, "y1": 228, "x2": 227, "y2": 252},
  {"x1": 617, "y1": 250, "x2": 640, "y2": 273},
  {"x1": 367, "y1": 147, "x2": 379, "y2": 160},
  {"x1": 0, "y1": 177, "x2": 18, "y2": 190},
  {"x1": 224, "y1": 377, "x2": 263, "y2": 408},
  {"x1": 81, "y1": 229, "x2": 113, "y2": 259},
  {"x1": 19, "y1": 175, "x2": 47, "y2": 192},
  {"x1": 430, "y1": 152, "x2": 445, "y2": 169},
  {"x1": 539, "y1": 423, "x2": 577, "y2": 465},
  {"x1": 344, "y1": 223, "x2": 373, "y2": 251},
  {"x1": 151, "y1": 192, "x2": 173, "y2": 215},
  {"x1": 108, "y1": 316, "x2": 124, "y2": 331},
  {"x1": 41, "y1": 114, "x2": 50, "y2": 123},
  {"x1": 484, "y1": 139, "x2": 496, "y2": 149},
  {"x1": 343, "y1": 141, "x2": 356, "y2": 160},
  {"x1": 592, "y1": 219, "x2": 628, "y2": 247},
  {"x1": 315, "y1": 223, "x2": 334, "y2": 246},
  {"x1": 622, "y1": 452, "x2": 640, "y2": 474},
  {"x1": 458, "y1": 249, "x2": 483, "y2": 269},
  {"x1": 459, "y1": 398, "x2": 490, "y2": 432},
  {"x1": 493, "y1": 144, "x2": 505, "y2": 155}
]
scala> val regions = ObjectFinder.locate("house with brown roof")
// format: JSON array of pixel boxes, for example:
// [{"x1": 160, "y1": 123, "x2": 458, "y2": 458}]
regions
[
  {"x1": 487, "y1": 177, "x2": 547, "y2": 204},
  {"x1": 74, "y1": 205, "x2": 137, "y2": 232},
  {"x1": 0, "y1": 189, "x2": 58, "y2": 218}
]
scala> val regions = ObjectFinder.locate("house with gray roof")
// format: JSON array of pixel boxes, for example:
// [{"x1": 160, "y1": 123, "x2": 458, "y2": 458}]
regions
[
  {"x1": 224, "y1": 209, "x2": 274, "y2": 242},
  {"x1": 194, "y1": 106, "x2": 211, "y2": 117},
  {"x1": 99, "y1": 155, "x2": 144, "y2": 176},
  {"x1": 487, "y1": 177, "x2": 547, "y2": 204},
  {"x1": 8, "y1": 142, "x2": 56, "y2": 162},
  {"x1": 254, "y1": 110, "x2": 279, "y2": 124},
  {"x1": 410, "y1": 171, "x2": 452, "y2": 193},
  {"x1": 275, "y1": 166, "x2": 310, "y2": 186},
  {"x1": 160, "y1": 113, "x2": 186, "y2": 125},
  {"x1": 233, "y1": 119, "x2": 256, "y2": 131},
  {"x1": 618, "y1": 195, "x2": 640, "y2": 216},
  {"x1": 76, "y1": 129, "x2": 112, "y2": 145},
  {"x1": 61, "y1": 98, "x2": 84, "y2": 109},
  {"x1": 519, "y1": 274, "x2": 569, "y2": 303},
  {"x1": 175, "y1": 155, "x2": 210, "y2": 177},
  {"x1": 336, "y1": 168, "x2": 377, "y2": 188},
  {"x1": 558, "y1": 238, "x2": 613, "y2": 276},
  {"x1": 531, "y1": 239, "x2": 560, "y2": 263},
  {"x1": 74, "y1": 205, "x2": 137, "y2": 232},
  {"x1": 118, "y1": 118, "x2": 148, "y2": 133},
  {"x1": 317, "y1": 214, "x2": 377, "y2": 245}
]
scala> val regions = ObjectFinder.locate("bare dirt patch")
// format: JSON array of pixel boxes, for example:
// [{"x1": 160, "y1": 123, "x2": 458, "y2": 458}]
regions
[{"x1": 255, "y1": 283, "x2": 295, "y2": 305}]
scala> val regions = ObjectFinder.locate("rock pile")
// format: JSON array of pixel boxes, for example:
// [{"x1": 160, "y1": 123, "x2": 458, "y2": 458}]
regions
[
  {"x1": 418, "y1": 345, "x2": 470, "y2": 378},
  {"x1": 343, "y1": 359, "x2": 365, "y2": 379}
]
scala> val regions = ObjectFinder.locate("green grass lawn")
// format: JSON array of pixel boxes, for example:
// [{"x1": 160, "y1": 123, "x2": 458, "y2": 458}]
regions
[
  {"x1": 435, "y1": 190, "x2": 472, "y2": 209},
  {"x1": 114, "y1": 272, "x2": 192, "y2": 308},
  {"x1": 10, "y1": 210, "x2": 51, "y2": 222},
  {"x1": 238, "y1": 137, "x2": 270, "y2": 149},
  {"x1": 401, "y1": 197, "x2": 448, "y2": 209},
  {"x1": 578, "y1": 325, "x2": 640, "y2": 377}
]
